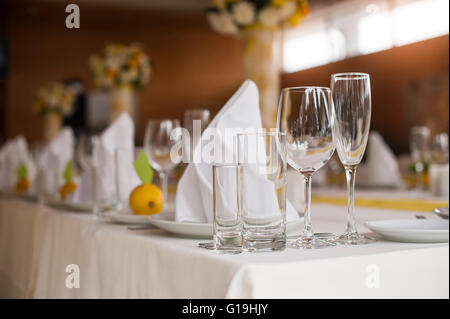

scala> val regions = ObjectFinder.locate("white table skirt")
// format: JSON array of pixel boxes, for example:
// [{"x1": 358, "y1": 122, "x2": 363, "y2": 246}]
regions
[{"x1": 0, "y1": 196, "x2": 448, "y2": 299}]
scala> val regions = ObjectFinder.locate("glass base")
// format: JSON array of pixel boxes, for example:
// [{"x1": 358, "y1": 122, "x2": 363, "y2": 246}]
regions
[
  {"x1": 214, "y1": 246, "x2": 242, "y2": 254},
  {"x1": 244, "y1": 238, "x2": 286, "y2": 252},
  {"x1": 334, "y1": 232, "x2": 375, "y2": 245},
  {"x1": 290, "y1": 235, "x2": 336, "y2": 249}
]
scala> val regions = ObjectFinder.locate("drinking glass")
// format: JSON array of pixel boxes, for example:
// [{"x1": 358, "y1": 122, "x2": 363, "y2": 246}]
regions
[
  {"x1": 212, "y1": 164, "x2": 242, "y2": 254},
  {"x1": 237, "y1": 131, "x2": 287, "y2": 252},
  {"x1": 409, "y1": 126, "x2": 431, "y2": 190},
  {"x1": 330, "y1": 72, "x2": 372, "y2": 245},
  {"x1": 277, "y1": 87, "x2": 335, "y2": 249},
  {"x1": 114, "y1": 147, "x2": 141, "y2": 213},
  {"x1": 144, "y1": 119, "x2": 182, "y2": 204}
]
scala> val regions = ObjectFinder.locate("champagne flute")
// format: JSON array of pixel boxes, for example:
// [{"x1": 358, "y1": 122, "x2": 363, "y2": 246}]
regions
[
  {"x1": 277, "y1": 87, "x2": 336, "y2": 249},
  {"x1": 330, "y1": 72, "x2": 372, "y2": 245},
  {"x1": 144, "y1": 119, "x2": 182, "y2": 205}
]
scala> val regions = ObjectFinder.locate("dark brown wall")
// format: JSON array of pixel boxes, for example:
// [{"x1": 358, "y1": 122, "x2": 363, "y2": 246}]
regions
[
  {"x1": 2, "y1": 1, "x2": 449, "y2": 153},
  {"x1": 3, "y1": 1, "x2": 244, "y2": 144}
]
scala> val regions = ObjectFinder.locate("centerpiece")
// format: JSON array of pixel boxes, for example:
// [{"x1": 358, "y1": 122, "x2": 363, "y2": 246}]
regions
[
  {"x1": 34, "y1": 82, "x2": 75, "y2": 142},
  {"x1": 206, "y1": 0, "x2": 309, "y2": 128},
  {"x1": 90, "y1": 43, "x2": 151, "y2": 123}
]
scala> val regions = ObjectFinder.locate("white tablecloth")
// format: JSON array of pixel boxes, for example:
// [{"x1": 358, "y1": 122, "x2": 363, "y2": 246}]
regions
[{"x1": 0, "y1": 192, "x2": 448, "y2": 299}]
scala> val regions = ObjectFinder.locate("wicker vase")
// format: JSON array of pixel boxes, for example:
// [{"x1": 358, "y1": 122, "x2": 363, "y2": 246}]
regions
[
  {"x1": 242, "y1": 29, "x2": 282, "y2": 129},
  {"x1": 110, "y1": 86, "x2": 134, "y2": 123},
  {"x1": 43, "y1": 112, "x2": 62, "y2": 142}
]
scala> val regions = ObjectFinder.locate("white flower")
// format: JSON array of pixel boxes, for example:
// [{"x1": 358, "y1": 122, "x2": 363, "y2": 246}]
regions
[
  {"x1": 207, "y1": 12, "x2": 239, "y2": 35},
  {"x1": 120, "y1": 68, "x2": 138, "y2": 84},
  {"x1": 279, "y1": 2, "x2": 296, "y2": 21},
  {"x1": 259, "y1": 7, "x2": 282, "y2": 27},
  {"x1": 232, "y1": 1, "x2": 255, "y2": 26}
]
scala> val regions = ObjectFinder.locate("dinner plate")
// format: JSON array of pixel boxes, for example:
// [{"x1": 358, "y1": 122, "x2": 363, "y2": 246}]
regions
[
  {"x1": 365, "y1": 219, "x2": 449, "y2": 243},
  {"x1": 105, "y1": 211, "x2": 151, "y2": 225},
  {"x1": 46, "y1": 200, "x2": 95, "y2": 213},
  {"x1": 148, "y1": 217, "x2": 305, "y2": 239}
]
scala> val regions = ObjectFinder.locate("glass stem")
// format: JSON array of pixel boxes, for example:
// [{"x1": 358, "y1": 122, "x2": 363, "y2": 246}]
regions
[
  {"x1": 160, "y1": 172, "x2": 169, "y2": 202},
  {"x1": 91, "y1": 166, "x2": 99, "y2": 218},
  {"x1": 344, "y1": 165, "x2": 358, "y2": 234},
  {"x1": 303, "y1": 173, "x2": 313, "y2": 238}
]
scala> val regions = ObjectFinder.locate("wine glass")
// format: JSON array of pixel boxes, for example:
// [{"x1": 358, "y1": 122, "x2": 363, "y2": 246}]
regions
[
  {"x1": 277, "y1": 87, "x2": 336, "y2": 249},
  {"x1": 432, "y1": 132, "x2": 449, "y2": 164},
  {"x1": 182, "y1": 109, "x2": 210, "y2": 163},
  {"x1": 144, "y1": 119, "x2": 182, "y2": 204},
  {"x1": 75, "y1": 133, "x2": 98, "y2": 173},
  {"x1": 330, "y1": 72, "x2": 372, "y2": 245}
]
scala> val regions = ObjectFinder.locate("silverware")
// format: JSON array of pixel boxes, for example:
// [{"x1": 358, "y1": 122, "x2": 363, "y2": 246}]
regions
[
  {"x1": 127, "y1": 224, "x2": 156, "y2": 231},
  {"x1": 433, "y1": 207, "x2": 449, "y2": 219},
  {"x1": 415, "y1": 214, "x2": 427, "y2": 219}
]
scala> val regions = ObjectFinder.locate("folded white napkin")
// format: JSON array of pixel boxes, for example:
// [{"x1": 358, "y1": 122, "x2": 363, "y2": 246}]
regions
[
  {"x1": 73, "y1": 113, "x2": 137, "y2": 203},
  {"x1": 38, "y1": 128, "x2": 75, "y2": 194},
  {"x1": 176, "y1": 80, "x2": 299, "y2": 223},
  {"x1": 357, "y1": 131, "x2": 403, "y2": 188},
  {"x1": 0, "y1": 136, "x2": 37, "y2": 192},
  {"x1": 0, "y1": 139, "x2": 13, "y2": 190}
]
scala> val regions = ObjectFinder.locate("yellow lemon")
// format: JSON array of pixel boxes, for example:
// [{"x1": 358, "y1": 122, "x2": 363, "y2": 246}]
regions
[
  {"x1": 15, "y1": 179, "x2": 30, "y2": 193},
  {"x1": 60, "y1": 182, "x2": 78, "y2": 200},
  {"x1": 129, "y1": 184, "x2": 164, "y2": 215}
]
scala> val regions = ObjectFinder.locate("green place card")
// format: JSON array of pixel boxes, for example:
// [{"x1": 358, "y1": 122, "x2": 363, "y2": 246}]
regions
[
  {"x1": 16, "y1": 163, "x2": 28, "y2": 180},
  {"x1": 63, "y1": 161, "x2": 74, "y2": 183},
  {"x1": 133, "y1": 151, "x2": 153, "y2": 184}
]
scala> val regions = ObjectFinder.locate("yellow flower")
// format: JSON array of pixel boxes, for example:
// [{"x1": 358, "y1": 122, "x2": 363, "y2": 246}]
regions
[
  {"x1": 271, "y1": 0, "x2": 287, "y2": 6},
  {"x1": 289, "y1": 11, "x2": 301, "y2": 26},
  {"x1": 107, "y1": 69, "x2": 117, "y2": 79}
]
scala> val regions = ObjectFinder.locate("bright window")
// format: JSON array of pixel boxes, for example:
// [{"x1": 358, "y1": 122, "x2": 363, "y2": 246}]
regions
[
  {"x1": 283, "y1": 0, "x2": 450, "y2": 73},
  {"x1": 393, "y1": 0, "x2": 449, "y2": 46}
]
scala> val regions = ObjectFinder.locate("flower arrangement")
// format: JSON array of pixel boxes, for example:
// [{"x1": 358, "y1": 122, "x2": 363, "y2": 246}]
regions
[
  {"x1": 33, "y1": 82, "x2": 75, "y2": 116},
  {"x1": 206, "y1": 0, "x2": 309, "y2": 35},
  {"x1": 90, "y1": 43, "x2": 151, "y2": 90}
]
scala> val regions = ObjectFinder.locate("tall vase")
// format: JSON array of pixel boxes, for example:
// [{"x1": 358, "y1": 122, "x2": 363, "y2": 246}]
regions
[
  {"x1": 242, "y1": 29, "x2": 282, "y2": 129},
  {"x1": 110, "y1": 86, "x2": 134, "y2": 123},
  {"x1": 44, "y1": 112, "x2": 62, "y2": 142}
]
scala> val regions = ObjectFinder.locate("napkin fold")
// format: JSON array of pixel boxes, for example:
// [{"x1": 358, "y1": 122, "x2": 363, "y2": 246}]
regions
[
  {"x1": 0, "y1": 136, "x2": 37, "y2": 192},
  {"x1": 357, "y1": 131, "x2": 403, "y2": 188},
  {"x1": 39, "y1": 128, "x2": 75, "y2": 194},
  {"x1": 175, "y1": 80, "x2": 298, "y2": 223},
  {"x1": 73, "y1": 113, "x2": 137, "y2": 203}
]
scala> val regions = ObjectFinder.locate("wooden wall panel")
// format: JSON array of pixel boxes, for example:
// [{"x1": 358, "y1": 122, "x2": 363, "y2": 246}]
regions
[
  {"x1": 2, "y1": 1, "x2": 449, "y2": 153},
  {"x1": 3, "y1": 1, "x2": 244, "y2": 144}
]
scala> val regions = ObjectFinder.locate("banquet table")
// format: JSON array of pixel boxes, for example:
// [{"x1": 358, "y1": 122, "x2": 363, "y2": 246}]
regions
[{"x1": 0, "y1": 189, "x2": 448, "y2": 299}]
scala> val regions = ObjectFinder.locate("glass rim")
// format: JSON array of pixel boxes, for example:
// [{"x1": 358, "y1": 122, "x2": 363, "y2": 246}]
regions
[
  {"x1": 331, "y1": 72, "x2": 370, "y2": 80},
  {"x1": 281, "y1": 86, "x2": 331, "y2": 93},
  {"x1": 212, "y1": 163, "x2": 239, "y2": 169},
  {"x1": 184, "y1": 109, "x2": 210, "y2": 114},
  {"x1": 146, "y1": 118, "x2": 181, "y2": 124},
  {"x1": 237, "y1": 131, "x2": 286, "y2": 137}
]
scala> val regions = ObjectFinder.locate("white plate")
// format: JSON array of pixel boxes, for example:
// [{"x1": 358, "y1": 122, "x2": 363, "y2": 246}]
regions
[
  {"x1": 105, "y1": 212, "x2": 151, "y2": 225},
  {"x1": 46, "y1": 200, "x2": 94, "y2": 213},
  {"x1": 148, "y1": 217, "x2": 305, "y2": 239},
  {"x1": 365, "y1": 219, "x2": 449, "y2": 243}
]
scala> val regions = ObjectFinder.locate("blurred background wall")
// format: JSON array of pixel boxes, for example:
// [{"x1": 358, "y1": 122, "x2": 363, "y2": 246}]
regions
[{"x1": 0, "y1": 0, "x2": 448, "y2": 153}]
